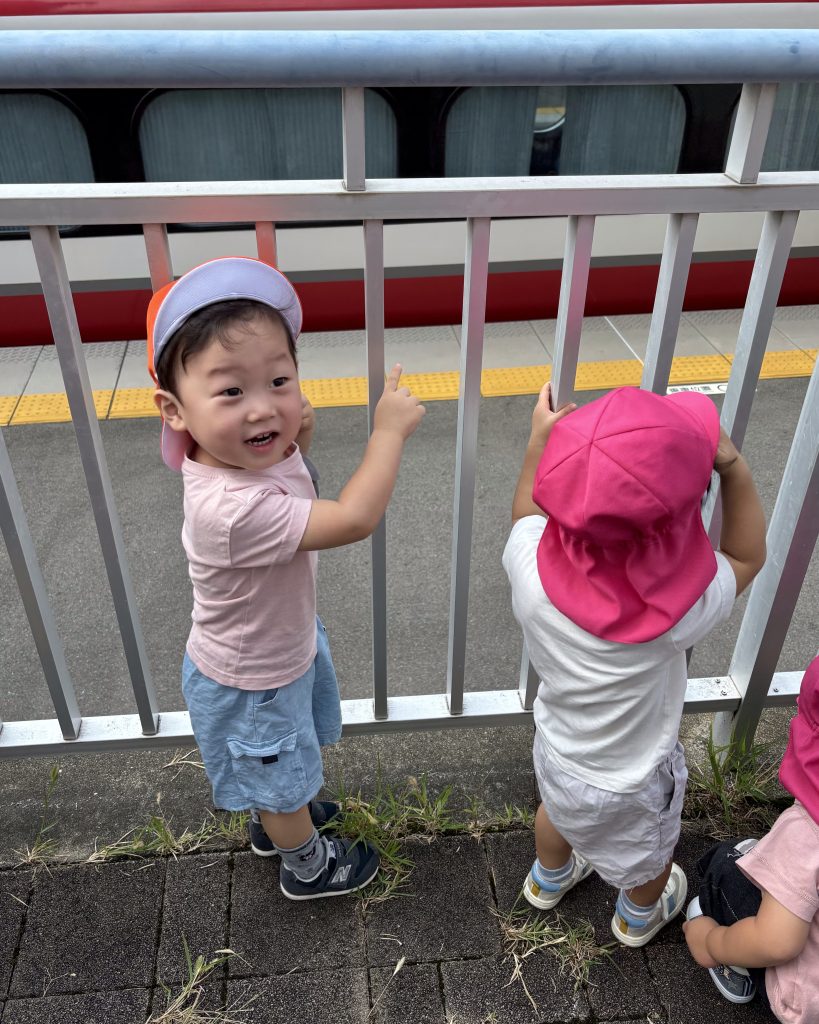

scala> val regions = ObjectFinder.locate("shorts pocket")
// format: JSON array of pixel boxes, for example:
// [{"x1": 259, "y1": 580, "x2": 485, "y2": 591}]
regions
[
  {"x1": 227, "y1": 731, "x2": 308, "y2": 812},
  {"x1": 658, "y1": 747, "x2": 688, "y2": 854}
]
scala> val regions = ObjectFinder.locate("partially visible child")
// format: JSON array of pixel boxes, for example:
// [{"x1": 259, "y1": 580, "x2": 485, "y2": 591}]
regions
[
  {"x1": 503, "y1": 383, "x2": 766, "y2": 947},
  {"x1": 684, "y1": 653, "x2": 819, "y2": 1021},
  {"x1": 148, "y1": 257, "x2": 425, "y2": 900}
]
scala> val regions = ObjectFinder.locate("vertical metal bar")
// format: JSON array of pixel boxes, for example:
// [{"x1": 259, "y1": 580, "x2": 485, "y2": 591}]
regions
[
  {"x1": 0, "y1": 429, "x2": 81, "y2": 740},
  {"x1": 29, "y1": 225, "x2": 159, "y2": 736},
  {"x1": 255, "y1": 222, "x2": 278, "y2": 266},
  {"x1": 342, "y1": 86, "x2": 366, "y2": 192},
  {"x1": 642, "y1": 212, "x2": 699, "y2": 394},
  {"x1": 518, "y1": 643, "x2": 540, "y2": 711},
  {"x1": 703, "y1": 210, "x2": 799, "y2": 542},
  {"x1": 364, "y1": 220, "x2": 388, "y2": 720},
  {"x1": 447, "y1": 217, "x2": 491, "y2": 715},
  {"x1": 551, "y1": 215, "x2": 595, "y2": 408},
  {"x1": 142, "y1": 223, "x2": 173, "y2": 290},
  {"x1": 725, "y1": 82, "x2": 778, "y2": 184},
  {"x1": 712, "y1": 357, "x2": 819, "y2": 748}
]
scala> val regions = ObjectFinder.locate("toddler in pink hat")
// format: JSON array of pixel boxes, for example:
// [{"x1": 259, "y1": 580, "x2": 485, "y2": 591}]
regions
[
  {"x1": 684, "y1": 653, "x2": 819, "y2": 1021},
  {"x1": 502, "y1": 383, "x2": 767, "y2": 947}
]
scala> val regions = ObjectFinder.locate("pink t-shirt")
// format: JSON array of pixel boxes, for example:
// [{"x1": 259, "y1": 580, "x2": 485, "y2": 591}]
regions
[
  {"x1": 180, "y1": 446, "x2": 317, "y2": 689},
  {"x1": 739, "y1": 802, "x2": 819, "y2": 1024}
]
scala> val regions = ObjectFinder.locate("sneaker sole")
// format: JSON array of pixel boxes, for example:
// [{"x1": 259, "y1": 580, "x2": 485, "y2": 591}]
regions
[
  {"x1": 250, "y1": 842, "x2": 278, "y2": 858},
  {"x1": 522, "y1": 862, "x2": 593, "y2": 911},
  {"x1": 708, "y1": 967, "x2": 756, "y2": 1004},
  {"x1": 279, "y1": 859, "x2": 380, "y2": 901},
  {"x1": 611, "y1": 872, "x2": 688, "y2": 948}
]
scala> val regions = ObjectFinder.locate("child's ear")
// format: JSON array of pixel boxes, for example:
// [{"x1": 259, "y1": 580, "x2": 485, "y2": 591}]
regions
[{"x1": 153, "y1": 389, "x2": 188, "y2": 432}]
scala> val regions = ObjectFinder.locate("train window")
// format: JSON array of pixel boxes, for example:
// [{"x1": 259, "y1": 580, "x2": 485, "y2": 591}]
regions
[
  {"x1": 138, "y1": 88, "x2": 397, "y2": 181},
  {"x1": 0, "y1": 93, "x2": 95, "y2": 185},
  {"x1": 444, "y1": 87, "x2": 540, "y2": 176},
  {"x1": 559, "y1": 86, "x2": 685, "y2": 174},
  {"x1": 761, "y1": 83, "x2": 819, "y2": 171}
]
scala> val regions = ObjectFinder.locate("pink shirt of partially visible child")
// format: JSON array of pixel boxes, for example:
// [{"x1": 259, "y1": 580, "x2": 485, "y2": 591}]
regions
[{"x1": 684, "y1": 653, "x2": 819, "y2": 1023}]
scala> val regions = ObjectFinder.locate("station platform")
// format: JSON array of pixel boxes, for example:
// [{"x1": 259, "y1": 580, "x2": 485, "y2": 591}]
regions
[{"x1": 0, "y1": 304, "x2": 817, "y2": 424}]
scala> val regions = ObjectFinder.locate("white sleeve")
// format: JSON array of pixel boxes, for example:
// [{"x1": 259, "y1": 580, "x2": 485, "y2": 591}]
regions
[
  {"x1": 669, "y1": 552, "x2": 736, "y2": 651},
  {"x1": 502, "y1": 516, "x2": 547, "y2": 588}
]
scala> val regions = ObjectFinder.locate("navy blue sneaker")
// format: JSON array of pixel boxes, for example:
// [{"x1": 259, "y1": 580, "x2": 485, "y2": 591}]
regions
[
  {"x1": 249, "y1": 800, "x2": 341, "y2": 857},
  {"x1": 279, "y1": 836, "x2": 380, "y2": 900}
]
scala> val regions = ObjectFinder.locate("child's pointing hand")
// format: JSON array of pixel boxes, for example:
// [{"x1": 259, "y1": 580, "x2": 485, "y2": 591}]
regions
[
  {"x1": 530, "y1": 382, "x2": 575, "y2": 449},
  {"x1": 374, "y1": 364, "x2": 426, "y2": 440}
]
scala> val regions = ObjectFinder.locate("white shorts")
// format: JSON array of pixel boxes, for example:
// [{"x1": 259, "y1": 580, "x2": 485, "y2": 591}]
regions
[{"x1": 533, "y1": 732, "x2": 688, "y2": 890}]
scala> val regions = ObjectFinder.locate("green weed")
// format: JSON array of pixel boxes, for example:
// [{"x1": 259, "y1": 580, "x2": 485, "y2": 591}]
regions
[
  {"x1": 148, "y1": 938, "x2": 252, "y2": 1024},
  {"x1": 16, "y1": 763, "x2": 61, "y2": 869}
]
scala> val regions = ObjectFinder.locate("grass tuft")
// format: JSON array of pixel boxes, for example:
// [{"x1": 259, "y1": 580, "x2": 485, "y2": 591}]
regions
[
  {"x1": 497, "y1": 907, "x2": 614, "y2": 1007},
  {"x1": 148, "y1": 939, "x2": 253, "y2": 1024},
  {"x1": 16, "y1": 763, "x2": 61, "y2": 870},
  {"x1": 329, "y1": 774, "x2": 535, "y2": 906},
  {"x1": 685, "y1": 729, "x2": 790, "y2": 838}
]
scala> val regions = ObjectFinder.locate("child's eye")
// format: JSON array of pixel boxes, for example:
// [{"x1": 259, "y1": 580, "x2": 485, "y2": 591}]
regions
[
  {"x1": 221, "y1": 387, "x2": 242, "y2": 397},
  {"x1": 271, "y1": 377, "x2": 288, "y2": 388}
]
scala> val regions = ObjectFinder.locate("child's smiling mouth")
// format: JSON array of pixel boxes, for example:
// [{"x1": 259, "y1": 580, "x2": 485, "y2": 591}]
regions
[{"x1": 246, "y1": 431, "x2": 277, "y2": 448}]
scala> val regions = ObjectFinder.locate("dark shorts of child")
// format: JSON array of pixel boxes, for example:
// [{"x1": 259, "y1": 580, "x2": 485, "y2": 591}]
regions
[
  {"x1": 697, "y1": 839, "x2": 769, "y2": 1005},
  {"x1": 182, "y1": 618, "x2": 342, "y2": 815}
]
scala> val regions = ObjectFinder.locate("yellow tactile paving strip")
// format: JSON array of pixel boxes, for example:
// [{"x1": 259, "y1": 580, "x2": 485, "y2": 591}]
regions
[
  {"x1": 2, "y1": 349, "x2": 814, "y2": 425},
  {"x1": 10, "y1": 390, "x2": 113, "y2": 425}
]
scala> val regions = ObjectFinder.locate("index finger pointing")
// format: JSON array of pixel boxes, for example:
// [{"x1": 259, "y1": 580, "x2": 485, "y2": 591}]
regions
[{"x1": 385, "y1": 363, "x2": 403, "y2": 390}]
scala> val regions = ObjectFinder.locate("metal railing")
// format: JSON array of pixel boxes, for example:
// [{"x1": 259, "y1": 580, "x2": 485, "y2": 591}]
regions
[{"x1": 0, "y1": 29, "x2": 817, "y2": 756}]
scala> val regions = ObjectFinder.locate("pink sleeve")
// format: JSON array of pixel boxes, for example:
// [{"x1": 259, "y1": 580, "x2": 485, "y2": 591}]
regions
[
  {"x1": 738, "y1": 806, "x2": 819, "y2": 923},
  {"x1": 228, "y1": 489, "x2": 313, "y2": 568}
]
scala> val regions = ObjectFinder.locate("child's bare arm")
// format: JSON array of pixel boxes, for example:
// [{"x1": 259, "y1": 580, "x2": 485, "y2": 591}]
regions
[
  {"x1": 512, "y1": 382, "x2": 575, "y2": 522},
  {"x1": 715, "y1": 427, "x2": 766, "y2": 595},
  {"x1": 298, "y1": 365, "x2": 425, "y2": 550},
  {"x1": 684, "y1": 891, "x2": 810, "y2": 969}
]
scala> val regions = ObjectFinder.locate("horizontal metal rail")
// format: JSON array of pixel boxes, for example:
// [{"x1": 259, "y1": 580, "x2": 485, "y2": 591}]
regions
[
  {"x1": 1, "y1": 30, "x2": 818, "y2": 87},
  {"x1": 0, "y1": 672, "x2": 806, "y2": 757},
  {"x1": 1, "y1": 173, "x2": 819, "y2": 225}
]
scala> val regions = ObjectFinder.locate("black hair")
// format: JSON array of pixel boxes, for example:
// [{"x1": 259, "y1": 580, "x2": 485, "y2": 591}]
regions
[{"x1": 155, "y1": 299, "x2": 297, "y2": 396}]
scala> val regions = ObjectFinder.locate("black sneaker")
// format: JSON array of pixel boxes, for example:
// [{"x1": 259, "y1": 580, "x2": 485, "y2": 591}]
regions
[
  {"x1": 279, "y1": 836, "x2": 380, "y2": 900},
  {"x1": 248, "y1": 800, "x2": 341, "y2": 857}
]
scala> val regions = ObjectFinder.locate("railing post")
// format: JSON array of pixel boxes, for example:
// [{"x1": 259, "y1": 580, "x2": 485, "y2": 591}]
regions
[
  {"x1": 0, "y1": 430, "x2": 81, "y2": 740},
  {"x1": 642, "y1": 212, "x2": 699, "y2": 394},
  {"x1": 342, "y1": 87, "x2": 366, "y2": 192},
  {"x1": 447, "y1": 217, "x2": 491, "y2": 715},
  {"x1": 713, "y1": 356, "x2": 819, "y2": 747},
  {"x1": 551, "y1": 214, "x2": 594, "y2": 407},
  {"x1": 143, "y1": 223, "x2": 173, "y2": 290},
  {"x1": 29, "y1": 225, "x2": 159, "y2": 736},
  {"x1": 703, "y1": 209, "x2": 799, "y2": 543},
  {"x1": 725, "y1": 83, "x2": 778, "y2": 184},
  {"x1": 363, "y1": 219, "x2": 389, "y2": 720}
]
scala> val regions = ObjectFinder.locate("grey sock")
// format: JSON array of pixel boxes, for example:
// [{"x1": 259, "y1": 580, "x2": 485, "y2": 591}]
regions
[{"x1": 278, "y1": 829, "x2": 328, "y2": 882}]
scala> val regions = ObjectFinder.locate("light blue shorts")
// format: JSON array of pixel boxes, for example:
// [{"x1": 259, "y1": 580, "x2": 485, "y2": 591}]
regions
[{"x1": 181, "y1": 618, "x2": 342, "y2": 814}]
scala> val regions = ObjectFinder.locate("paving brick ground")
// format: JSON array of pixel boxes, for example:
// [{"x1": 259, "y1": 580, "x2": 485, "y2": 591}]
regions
[{"x1": 0, "y1": 825, "x2": 779, "y2": 1024}]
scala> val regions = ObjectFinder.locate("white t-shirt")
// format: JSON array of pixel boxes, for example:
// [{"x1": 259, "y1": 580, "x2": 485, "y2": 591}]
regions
[
  {"x1": 502, "y1": 515, "x2": 736, "y2": 792},
  {"x1": 181, "y1": 445, "x2": 317, "y2": 690}
]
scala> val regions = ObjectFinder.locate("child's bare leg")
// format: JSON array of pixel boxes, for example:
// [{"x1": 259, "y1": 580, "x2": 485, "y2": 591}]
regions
[
  {"x1": 535, "y1": 802, "x2": 573, "y2": 868},
  {"x1": 259, "y1": 805, "x2": 312, "y2": 850},
  {"x1": 627, "y1": 860, "x2": 673, "y2": 907},
  {"x1": 524, "y1": 803, "x2": 591, "y2": 910}
]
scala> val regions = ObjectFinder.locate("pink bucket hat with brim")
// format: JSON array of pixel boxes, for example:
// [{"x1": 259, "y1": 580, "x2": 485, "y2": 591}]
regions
[
  {"x1": 146, "y1": 257, "x2": 302, "y2": 471},
  {"x1": 533, "y1": 386, "x2": 720, "y2": 643},
  {"x1": 779, "y1": 654, "x2": 819, "y2": 824}
]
